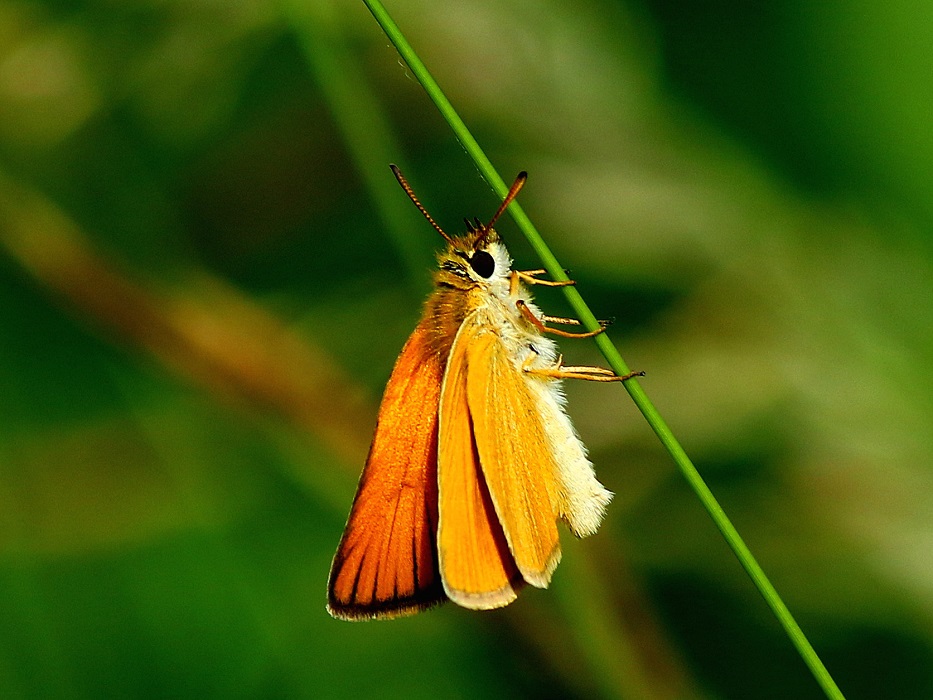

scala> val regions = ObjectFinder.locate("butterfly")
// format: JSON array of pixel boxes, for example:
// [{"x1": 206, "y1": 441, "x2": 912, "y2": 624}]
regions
[{"x1": 327, "y1": 166, "x2": 641, "y2": 620}]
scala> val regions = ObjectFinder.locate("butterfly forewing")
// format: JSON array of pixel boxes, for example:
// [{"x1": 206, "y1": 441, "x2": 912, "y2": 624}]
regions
[
  {"x1": 437, "y1": 321, "x2": 523, "y2": 609},
  {"x1": 327, "y1": 322, "x2": 446, "y2": 620}
]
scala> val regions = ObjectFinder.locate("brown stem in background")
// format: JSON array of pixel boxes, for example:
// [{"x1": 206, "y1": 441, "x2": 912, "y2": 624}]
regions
[{"x1": 0, "y1": 170, "x2": 375, "y2": 471}]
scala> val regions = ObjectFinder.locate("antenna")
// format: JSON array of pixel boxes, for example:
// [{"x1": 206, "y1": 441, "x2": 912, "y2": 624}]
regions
[
  {"x1": 480, "y1": 172, "x2": 527, "y2": 243},
  {"x1": 389, "y1": 164, "x2": 453, "y2": 245}
]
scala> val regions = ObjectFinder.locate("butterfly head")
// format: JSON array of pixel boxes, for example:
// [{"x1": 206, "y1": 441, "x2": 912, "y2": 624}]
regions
[{"x1": 437, "y1": 224, "x2": 512, "y2": 288}]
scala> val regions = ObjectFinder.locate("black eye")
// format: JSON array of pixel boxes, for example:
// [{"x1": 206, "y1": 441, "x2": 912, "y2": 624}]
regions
[{"x1": 469, "y1": 250, "x2": 495, "y2": 278}]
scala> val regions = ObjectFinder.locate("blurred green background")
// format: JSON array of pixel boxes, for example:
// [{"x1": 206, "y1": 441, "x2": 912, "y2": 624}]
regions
[{"x1": 1, "y1": 0, "x2": 932, "y2": 697}]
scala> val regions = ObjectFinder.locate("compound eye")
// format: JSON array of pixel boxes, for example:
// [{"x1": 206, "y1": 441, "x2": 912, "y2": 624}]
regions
[{"x1": 469, "y1": 250, "x2": 495, "y2": 278}]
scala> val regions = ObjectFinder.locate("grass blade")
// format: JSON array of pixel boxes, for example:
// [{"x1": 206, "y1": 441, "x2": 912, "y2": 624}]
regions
[{"x1": 360, "y1": 2, "x2": 846, "y2": 698}]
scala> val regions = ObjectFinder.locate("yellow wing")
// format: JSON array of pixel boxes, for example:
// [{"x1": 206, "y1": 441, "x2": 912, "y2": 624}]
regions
[
  {"x1": 437, "y1": 319, "x2": 523, "y2": 608},
  {"x1": 466, "y1": 325, "x2": 562, "y2": 588},
  {"x1": 327, "y1": 321, "x2": 446, "y2": 620}
]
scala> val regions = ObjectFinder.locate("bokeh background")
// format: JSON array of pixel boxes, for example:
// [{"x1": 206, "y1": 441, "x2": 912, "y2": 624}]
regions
[{"x1": 1, "y1": 0, "x2": 932, "y2": 697}]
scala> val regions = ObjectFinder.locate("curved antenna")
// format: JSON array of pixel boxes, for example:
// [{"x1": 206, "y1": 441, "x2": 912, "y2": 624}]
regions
[
  {"x1": 485, "y1": 171, "x2": 527, "y2": 232},
  {"x1": 389, "y1": 164, "x2": 453, "y2": 245}
]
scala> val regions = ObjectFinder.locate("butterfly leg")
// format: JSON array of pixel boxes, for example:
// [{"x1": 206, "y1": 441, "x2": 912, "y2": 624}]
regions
[
  {"x1": 516, "y1": 299, "x2": 609, "y2": 339},
  {"x1": 509, "y1": 270, "x2": 575, "y2": 298},
  {"x1": 523, "y1": 354, "x2": 644, "y2": 383},
  {"x1": 538, "y1": 313, "x2": 617, "y2": 328},
  {"x1": 514, "y1": 269, "x2": 576, "y2": 287}
]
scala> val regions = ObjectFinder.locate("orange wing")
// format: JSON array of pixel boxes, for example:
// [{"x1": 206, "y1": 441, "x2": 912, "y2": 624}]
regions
[
  {"x1": 437, "y1": 320, "x2": 523, "y2": 609},
  {"x1": 327, "y1": 321, "x2": 446, "y2": 620},
  {"x1": 466, "y1": 327, "x2": 561, "y2": 588}
]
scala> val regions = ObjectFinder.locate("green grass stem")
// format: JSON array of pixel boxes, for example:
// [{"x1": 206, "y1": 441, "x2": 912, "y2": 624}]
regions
[{"x1": 360, "y1": 2, "x2": 846, "y2": 698}]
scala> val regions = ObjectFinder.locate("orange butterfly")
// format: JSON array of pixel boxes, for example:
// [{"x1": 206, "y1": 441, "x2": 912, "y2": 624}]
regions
[{"x1": 327, "y1": 166, "x2": 641, "y2": 620}]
